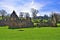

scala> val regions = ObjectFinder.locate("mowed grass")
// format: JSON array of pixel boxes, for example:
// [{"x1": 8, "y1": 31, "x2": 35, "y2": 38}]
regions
[{"x1": 0, "y1": 26, "x2": 60, "y2": 40}]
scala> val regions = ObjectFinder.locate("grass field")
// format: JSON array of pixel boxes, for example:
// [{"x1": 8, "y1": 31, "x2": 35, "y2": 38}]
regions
[{"x1": 0, "y1": 26, "x2": 60, "y2": 40}]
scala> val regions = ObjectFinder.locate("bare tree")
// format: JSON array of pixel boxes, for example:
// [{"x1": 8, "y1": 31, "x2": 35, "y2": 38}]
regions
[
  {"x1": 0, "y1": 9, "x2": 7, "y2": 19},
  {"x1": 5, "y1": 14, "x2": 10, "y2": 18},
  {"x1": 31, "y1": 8, "x2": 39, "y2": 19}
]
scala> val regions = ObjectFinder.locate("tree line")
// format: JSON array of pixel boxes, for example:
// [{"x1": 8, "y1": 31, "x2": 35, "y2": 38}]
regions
[{"x1": 0, "y1": 8, "x2": 60, "y2": 27}]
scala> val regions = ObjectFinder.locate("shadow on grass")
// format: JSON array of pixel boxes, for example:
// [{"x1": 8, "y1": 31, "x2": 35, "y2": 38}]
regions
[{"x1": 18, "y1": 30, "x2": 24, "y2": 31}]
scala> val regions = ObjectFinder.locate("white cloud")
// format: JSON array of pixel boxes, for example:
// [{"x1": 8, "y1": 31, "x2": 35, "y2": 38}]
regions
[{"x1": 0, "y1": 0, "x2": 46, "y2": 16}]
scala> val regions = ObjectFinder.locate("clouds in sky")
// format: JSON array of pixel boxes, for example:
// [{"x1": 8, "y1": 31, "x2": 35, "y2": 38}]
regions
[{"x1": 0, "y1": 0, "x2": 60, "y2": 16}]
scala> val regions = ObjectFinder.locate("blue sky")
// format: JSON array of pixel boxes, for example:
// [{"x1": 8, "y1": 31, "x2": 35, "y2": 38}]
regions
[{"x1": 0, "y1": 0, "x2": 60, "y2": 16}]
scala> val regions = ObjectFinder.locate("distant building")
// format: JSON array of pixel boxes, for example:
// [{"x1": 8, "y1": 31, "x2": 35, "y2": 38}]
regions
[{"x1": 0, "y1": 11, "x2": 33, "y2": 29}]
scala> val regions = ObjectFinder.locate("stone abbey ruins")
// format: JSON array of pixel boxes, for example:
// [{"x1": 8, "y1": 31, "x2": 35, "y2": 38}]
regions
[{"x1": 0, "y1": 10, "x2": 60, "y2": 29}]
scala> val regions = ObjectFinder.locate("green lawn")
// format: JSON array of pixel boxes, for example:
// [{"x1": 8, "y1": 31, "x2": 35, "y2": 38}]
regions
[{"x1": 0, "y1": 26, "x2": 60, "y2": 40}]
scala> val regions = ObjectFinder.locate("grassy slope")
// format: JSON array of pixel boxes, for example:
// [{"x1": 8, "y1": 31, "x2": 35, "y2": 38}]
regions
[
  {"x1": 0, "y1": 26, "x2": 60, "y2": 40},
  {"x1": 0, "y1": 16, "x2": 2, "y2": 20}
]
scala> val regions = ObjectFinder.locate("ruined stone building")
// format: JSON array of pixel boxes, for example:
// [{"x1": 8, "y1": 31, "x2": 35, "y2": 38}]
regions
[
  {"x1": 0, "y1": 11, "x2": 33, "y2": 28},
  {"x1": 0, "y1": 11, "x2": 60, "y2": 28}
]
